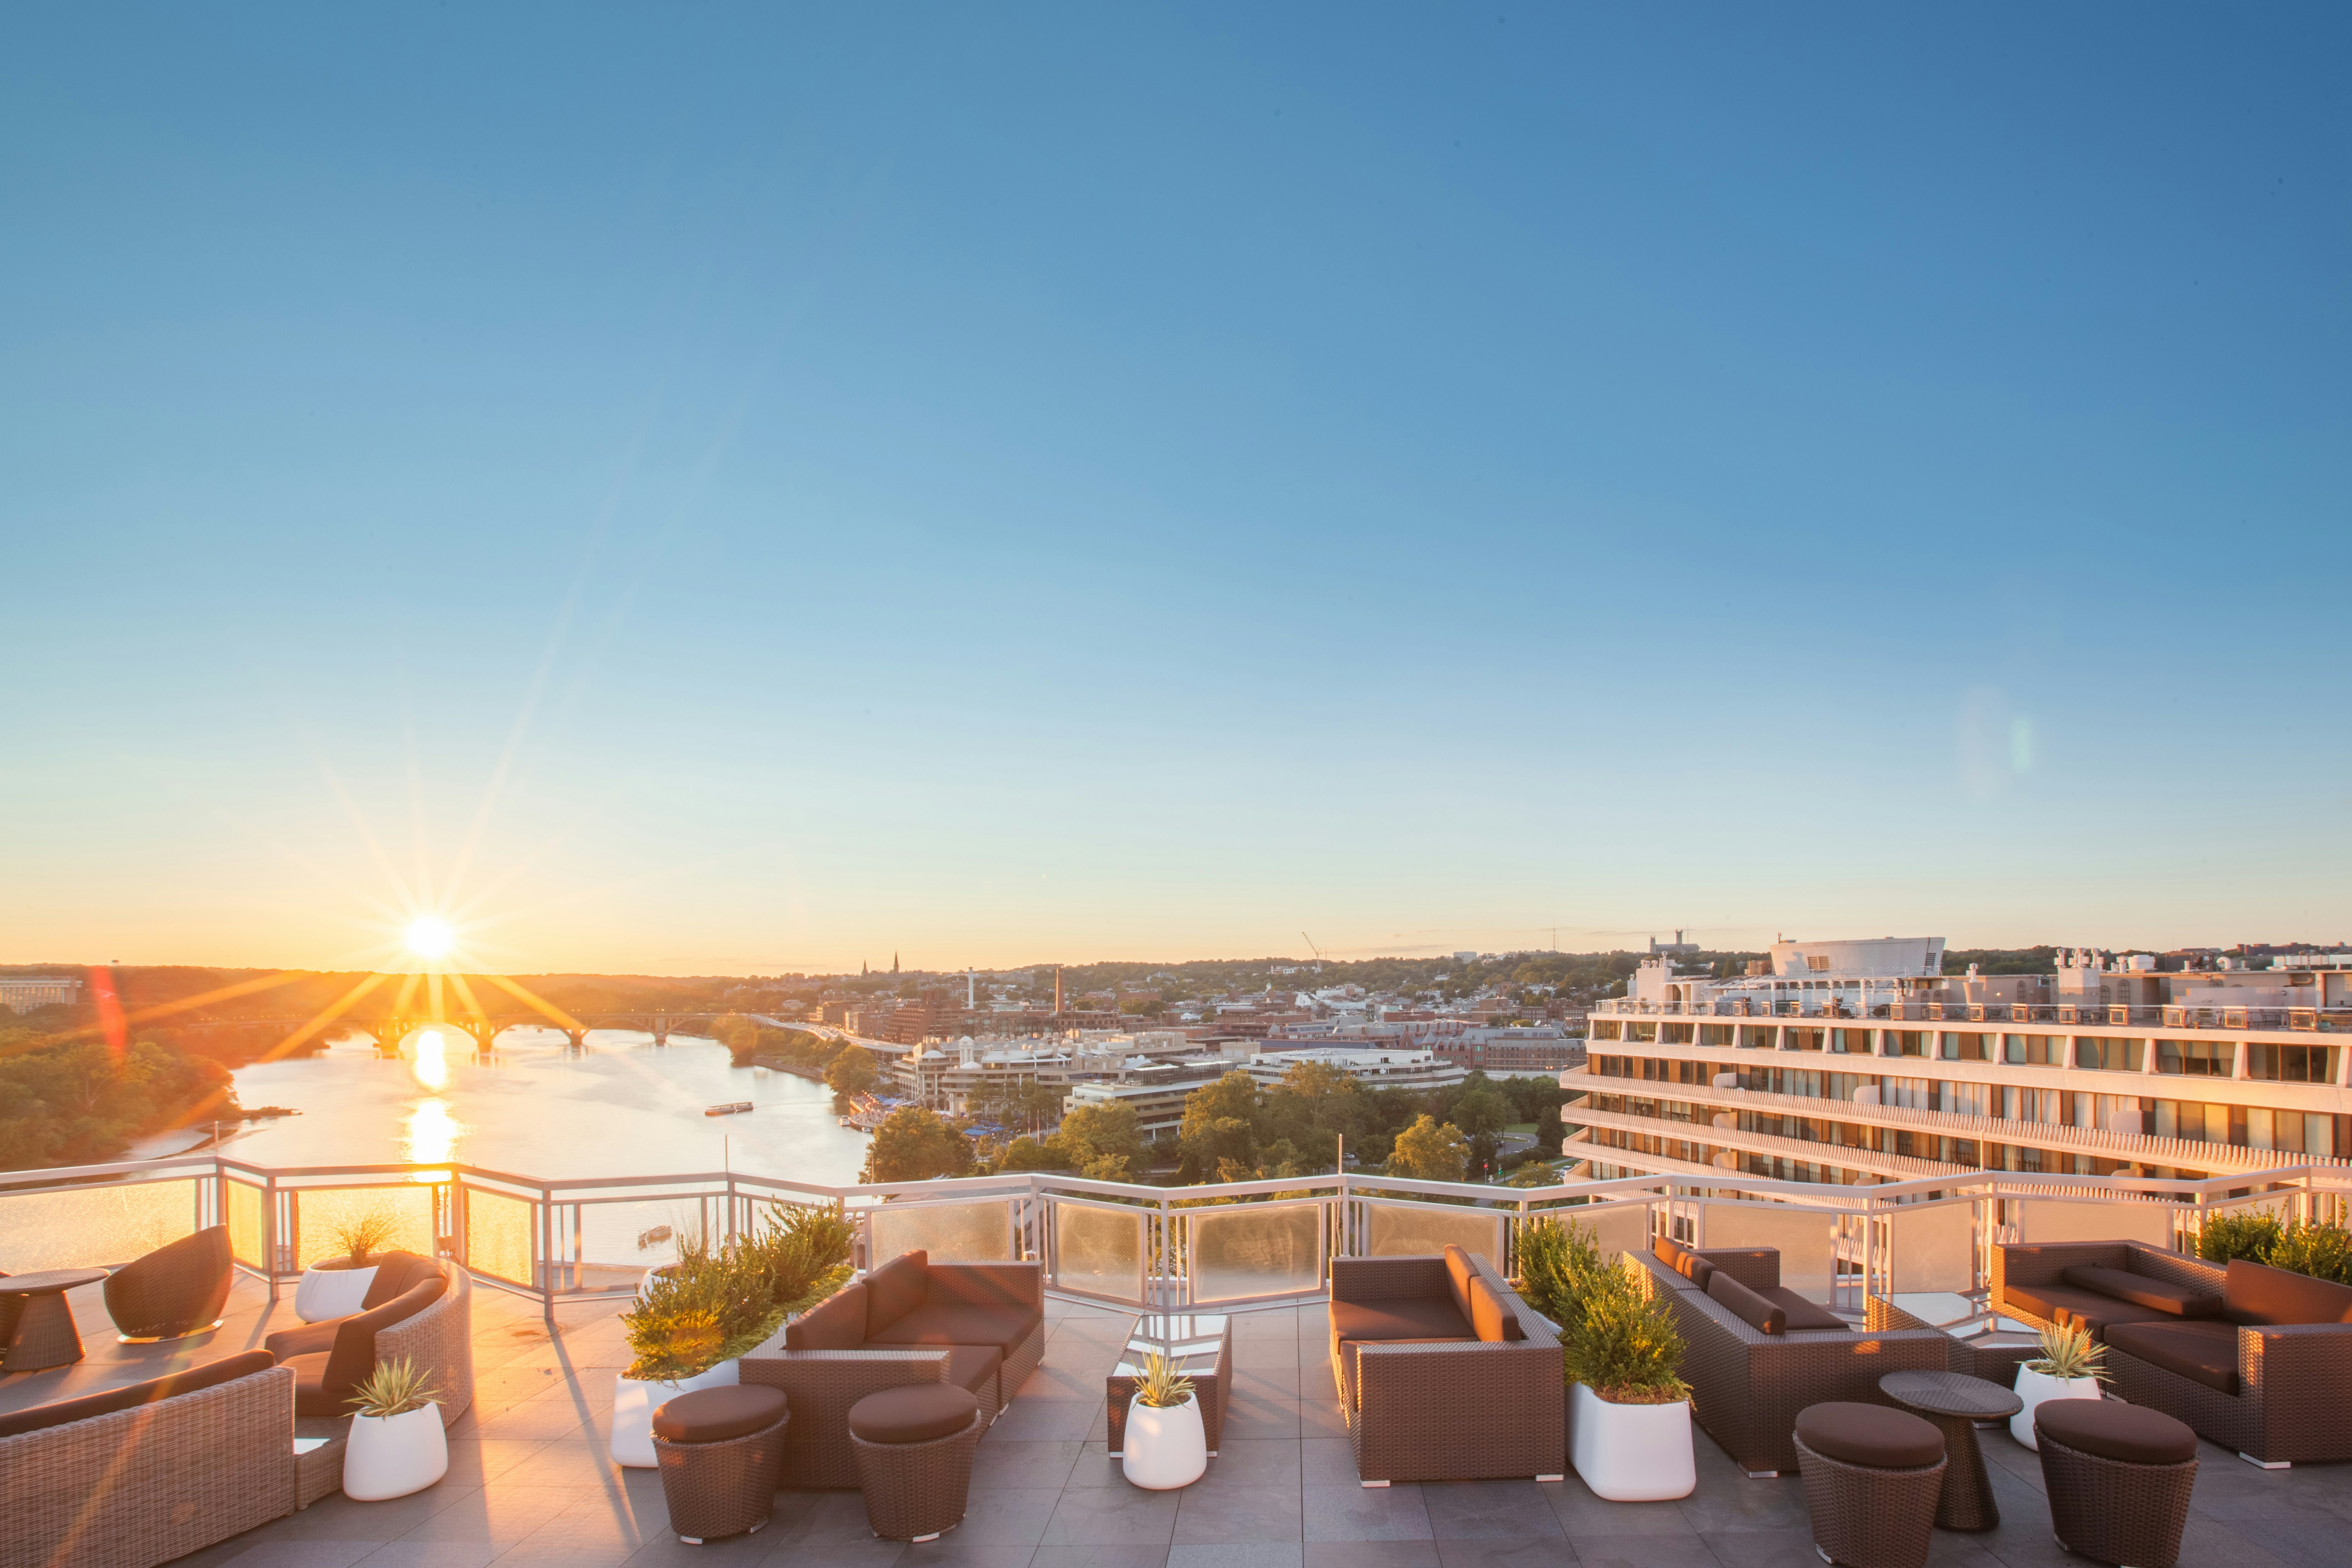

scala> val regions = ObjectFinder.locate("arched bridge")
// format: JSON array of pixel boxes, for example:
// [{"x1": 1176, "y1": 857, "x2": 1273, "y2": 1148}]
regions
[{"x1": 175, "y1": 1011, "x2": 723, "y2": 1053}]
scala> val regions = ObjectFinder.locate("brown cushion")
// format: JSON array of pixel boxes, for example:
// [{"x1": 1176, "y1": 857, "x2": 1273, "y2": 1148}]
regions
[
  {"x1": 287, "y1": 1351, "x2": 343, "y2": 1416},
  {"x1": 262, "y1": 1318, "x2": 340, "y2": 1362},
  {"x1": 0, "y1": 1351, "x2": 278, "y2": 1439},
  {"x1": 2105, "y1": 1319, "x2": 2239, "y2": 1395},
  {"x1": 653, "y1": 1383, "x2": 788, "y2": 1444},
  {"x1": 359, "y1": 1252, "x2": 441, "y2": 1310},
  {"x1": 943, "y1": 1342, "x2": 1004, "y2": 1400},
  {"x1": 1697, "y1": 1248, "x2": 1779, "y2": 1291},
  {"x1": 2223, "y1": 1259, "x2": 2352, "y2": 1326},
  {"x1": 2060, "y1": 1265, "x2": 2222, "y2": 1319},
  {"x1": 848, "y1": 1382, "x2": 979, "y2": 1445},
  {"x1": 2034, "y1": 1397, "x2": 2197, "y2": 1465},
  {"x1": 863, "y1": 1302, "x2": 1040, "y2": 1358},
  {"x1": 1707, "y1": 1271, "x2": 1783, "y2": 1335},
  {"x1": 1329, "y1": 1296, "x2": 1474, "y2": 1345},
  {"x1": 785, "y1": 1281, "x2": 869, "y2": 1350},
  {"x1": 1794, "y1": 1401, "x2": 1945, "y2": 1470},
  {"x1": 1465, "y1": 1274, "x2": 1525, "y2": 1342},
  {"x1": 864, "y1": 1251, "x2": 930, "y2": 1337},
  {"x1": 1759, "y1": 1286, "x2": 1848, "y2": 1332},
  {"x1": 2004, "y1": 1282, "x2": 2174, "y2": 1341},
  {"x1": 1652, "y1": 1238, "x2": 1716, "y2": 1291},
  {"x1": 1442, "y1": 1245, "x2": 1477, "y2": 1326},
  {"x1": 311, "y1": 1276, "x2": 444, "y2": 1413}
]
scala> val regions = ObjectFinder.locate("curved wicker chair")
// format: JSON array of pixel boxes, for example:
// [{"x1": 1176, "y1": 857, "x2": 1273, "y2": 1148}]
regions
[
  {"x1": 103, "y1": 1225, "x2": 234, "y2": 1343},
  {"x1": 263, "y1": 1258, "x2": 474, "y2": 1422}
]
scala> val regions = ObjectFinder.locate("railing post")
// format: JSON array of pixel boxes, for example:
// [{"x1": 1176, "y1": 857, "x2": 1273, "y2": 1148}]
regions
[{"x1": 540, "y1": 1184, "x2": 555, "y2": 1323}]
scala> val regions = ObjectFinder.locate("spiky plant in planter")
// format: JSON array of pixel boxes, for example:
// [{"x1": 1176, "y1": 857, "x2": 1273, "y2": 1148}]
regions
[
  {"x1": 351, "y1": 1356, "x2": 441, "y2": 1418},
  {"x1": 1134, "y1": 1351, "x2": 1195, "y2": 1410},
  {"x1": 2024, "y1": 1322, "x2": 2107, "y2": 1384},
  {"x1": 332, "y1": 1208, "x2": 401, "y2": 1266}
]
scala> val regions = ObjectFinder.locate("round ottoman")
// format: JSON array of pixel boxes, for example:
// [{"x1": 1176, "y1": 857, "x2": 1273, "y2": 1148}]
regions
[
  {"x1": 651, "y1": 1384, "x2": 790, "y2": 1544},
  {"x1": 847, "y1": 1383, "x2": 987, "y2": 1542},
  {"x1": 2035, "y1": 1398, "x2": 2199, "y2": 1568},
  {"x1": 1792, "y1": 1402, "x2": 1947, "y2": 1568}
]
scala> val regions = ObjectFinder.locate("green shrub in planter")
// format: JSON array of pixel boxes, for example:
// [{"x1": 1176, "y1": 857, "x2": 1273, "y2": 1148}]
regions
[
  {"x1": 740, "y1": 1202, "x2": 856, "y2": 1312},
  {"x1": 1513, "y1": 1214, "x2": 1604, "y2": 1327},
  {"x1": 621, "y1": 1242, "x2": 786, "y2": 1382},
  {"x1": 2263, "y1": 1220, "x2": 2352, "y2": 1285},
  {"x1": 1561, "y1": 1261, "x2": 1688, "y2": 1406},
  {"x1": 2196, "y1": 1211, "x2": 2282, "y2": 1265}
]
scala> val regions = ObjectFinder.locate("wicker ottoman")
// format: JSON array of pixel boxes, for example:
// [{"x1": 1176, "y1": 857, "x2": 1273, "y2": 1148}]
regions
[
  {"x1": 1792, "y1": 1402, "x2": 1948, "y2": 1568},
  {"x1": 2035, "y1": 1398, "x2": 2199, "y2": 1568},
  {"x1": 847, "y1": 1383, "x2": 986, "y2": 1543},
  {"x1": 651, "y1": 1384, "x2": 791, "y2": 1544}
]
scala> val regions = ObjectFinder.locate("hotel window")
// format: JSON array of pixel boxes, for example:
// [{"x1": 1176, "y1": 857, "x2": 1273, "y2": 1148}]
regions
[
  {"x1": 1628, "y1": 1022, "x2": 1658, "y2": 1043},
  {"x1": 1661, "y1": 1022, "x2": 1694, "y2": 1044},
  {"x1": 1939, "y1": 1032, "x2": 1989, "y2": 1061},
  {"x1": 1591, "y1": 1021, "x2": 1621, "y2": 1041},
  {"x1": 1786, "y1": 1029, "x2": 1824, "y2": 1052},
  {"x1": 2156, "y1": 1039, "x2": 2233, "y2": 1077},
  {"x1": 2076, "y1": 1037, "x2": 2145, "y2": 1073},
  {"x1": 2003, "y1": 1034, "x2": 2063, "y2": 1067},
  {"x1": 1832, "y1": 1029, "x2": 1872, "y2": 1055},
  {"x1": 1887, "y1": 1031, "x2": 1927, "y2": 1058},
  {"x1": 1740, "y1": 1025, "x2": 1778, "y2": 1049},
  {"x1": 1699, "y1": 1024, "x2": 1735, "y2": 1047},
  {"x1": 1807, "y1": 955, "x2": 1830, "y2": 971},
  {"x1": 2245, "y1": 1043, "x2": 2337, "y2": 1083}
]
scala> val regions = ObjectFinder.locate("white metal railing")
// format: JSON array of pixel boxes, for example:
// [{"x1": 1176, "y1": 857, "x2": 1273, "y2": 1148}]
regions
[{"x1": 1592, "y1": 996, "x2": 2352, "y2": 1033}]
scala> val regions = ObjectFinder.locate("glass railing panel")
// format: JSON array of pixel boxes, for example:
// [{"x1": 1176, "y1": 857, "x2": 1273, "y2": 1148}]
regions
[
  {"x1": 291, "y1": 1184, "x2": 435, "y2": 1269},
  {"x1": 466, "y1": 1187, "x2": 539, "y2": 1286},
  {"x1": 1534, "y1": 1199, "x2": 1654, "y2": 1265},
  {"x1": 1698, "y1": 1199, "x2": 1841, "y2": 1300},
  {"x1": 1189, "y1": 1201, "x2": 1323, "y2": 1303},
  {"x1": 1050, "y1": 1198, "x2": 1146, "y2": 1304},
  {"x1": 226, "y1": 1179, "x2": 268, "y2": 1268},
  {"x1": 869, "y1": 1198, "x2": 1014, "y2": 1264},
  {"x1": 2009, "y1": 1195, "x2": 2178, "y2": 1248},
  {"x1": 0, "y1": 1177, "x2": 200, "y2": 1274},
  {"x1": 1359, "y1": 1199, "x2": 1504, "y2": 1269},
  {"x1": 570, "y1": 1195, "x2": 717, "y2": 1282},
  {"x1": 1882, "y1": 1201, "x2": 1976, "y2": 1293}
]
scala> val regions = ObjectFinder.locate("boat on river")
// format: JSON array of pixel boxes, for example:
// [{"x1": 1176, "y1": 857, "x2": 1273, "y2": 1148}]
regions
[{"x1": 703, "y1": 1100, "x2": 753, "y2": 1117}]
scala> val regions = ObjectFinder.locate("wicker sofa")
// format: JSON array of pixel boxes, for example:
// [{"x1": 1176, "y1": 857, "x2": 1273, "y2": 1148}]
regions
[
  {"x1": 103, "y1": 1224, "x2": 235, "y2": 1343},
  {"x1": 262, "y1": 1253, "x2": 475, "y2": 1422},
  {"x1": 742, "y1": 1250, "x2": 1044, "y2": 1488},
  {"x1": 0, "y1": 1352, "x2": 343, "y2": 1568},
  {"x1": 1328, "y1": 1245, "x2": 1565, "y2": 1484},
  {"x1": 1631, "y1": 1239, "x2": 1951, "y2": 1476},
  {"x1": 1993, "y1": 1240, "x2": 2352, "y2": 1466}
]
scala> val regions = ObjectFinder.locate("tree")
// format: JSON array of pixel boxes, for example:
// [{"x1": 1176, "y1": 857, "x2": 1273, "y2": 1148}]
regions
[
  {"x1": 1177, "y1": 1070, "x2": 1262, "y2": 1180},
  {"x1": 1449, "y1": 1086, "x2": 1509, "y2": 1139},
  {"x1": 825, "y1": 1045, "x2": 878, "y2": 1112},
  {"x1": 861, "y1": 1106, "x2": 972, "y2": 1183},
  {"x1": 1059, "y1": 1102, "x2": 1147, "y2": 1181},
  {"x1": 1386, "y1": 1115, "x2": 1470, "y2": 1182}
]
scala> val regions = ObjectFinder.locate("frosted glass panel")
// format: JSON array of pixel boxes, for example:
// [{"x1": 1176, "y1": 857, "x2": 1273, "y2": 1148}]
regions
[
  {"x1": 2014, "y1": 1198, "x2": 2176, "y2": 1248},
  {"x1": 871, "y1": 1200, "x2": 1013, "y2": 1265},
  {"x1": 294, "y1": 1186, "x2": 434, "y2": 1269},
  {"x1": 1885, "y1": 1203, "x2": 1975, "y2": 1292},
  {"x1": 1191, "y1": 1202, "x2": 1321, "y2": 1302},
  {"x1": 1565, "y1": 1201, "x2": 1654, "y2": 1264},
  {"x1": 1053, "y1": 1200, "x2": 1145, "y2": 1302},
  {"x1": 1362, "y1": 1201, "x2": 1504, "y2": 1266},
  {"x1": 0, "y1": 1179, "x2": 199, "y2": 1273},
  {"x1": 227, "y1": 1181, "x2": 266, "y2": 1268},
  {"x1": 1700, "y1": 1202, "x2": 1839, "y2": 1301},
  {"x1": 467, "y1": 1188, "x2": 538, "y2": 1285}
]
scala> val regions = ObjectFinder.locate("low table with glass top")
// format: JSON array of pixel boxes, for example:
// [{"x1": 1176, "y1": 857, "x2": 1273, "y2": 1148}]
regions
[{"x1": 1105, "y1": 1313, "x2": 1232, "y2": 1458}]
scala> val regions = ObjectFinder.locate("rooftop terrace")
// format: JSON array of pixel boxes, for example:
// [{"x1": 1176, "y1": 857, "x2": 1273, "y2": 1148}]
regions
[{"x1": 5, "y1": 1268, "x2": 2345, "y2": 1568}]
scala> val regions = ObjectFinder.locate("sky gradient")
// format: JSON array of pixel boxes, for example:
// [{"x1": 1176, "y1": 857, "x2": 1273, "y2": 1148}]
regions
[{"x1": 4, "y1": 5, "x2": 2348, "y2": 974}]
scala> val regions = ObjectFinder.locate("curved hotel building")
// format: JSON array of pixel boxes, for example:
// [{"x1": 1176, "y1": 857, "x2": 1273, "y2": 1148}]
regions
[{"x1": 1568, "y1": 936, "x2": 2352, "y2": 1187}]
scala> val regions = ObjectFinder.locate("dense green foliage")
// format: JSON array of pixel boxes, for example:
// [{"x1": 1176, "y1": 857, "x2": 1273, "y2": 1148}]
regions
[
  {"x1": 2192, "y1": 1211, "x2": 2352, "y2": 1284},
  {"x1": 1164, "y1": 1061, "x2": 1560, "y2": 1184},
  {"x1": 623, "y1": 1205, "x2": 853, "y2": 1381},
  {"x1": 1516, "y1": 1216, "x2": 1686, "y2": 1403},
  {"x1": 861, "y1": 1105, "x2": 976, "y2": 1183},
  {"x1": 2195, "y1": 1210, "x2": 2285, "y2": 1264},
  {"x1": 991, "y1": 1103, "x2": 1149, "y2": 1181},
  {"x1": 0, "y1": 1031, "x2": 240, "y2": 1168},
  {"x1": 1386, "y1": 1114, "x2": 1470, "y2": 1181}
]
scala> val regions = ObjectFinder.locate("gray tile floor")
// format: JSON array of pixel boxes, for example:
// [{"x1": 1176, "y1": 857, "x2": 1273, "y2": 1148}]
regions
[{"x1": 6, "y1": 1276, "x2": 2348, "y2": 1567}]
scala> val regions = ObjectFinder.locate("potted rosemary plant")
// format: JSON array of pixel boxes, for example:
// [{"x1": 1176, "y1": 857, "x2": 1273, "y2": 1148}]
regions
[
  {"x1": 296, "y1": 1209, "x2": 400, "y2": 1323},
  {"x1": 1120, "y1": 1350, "x2": 1206, "y2": 1490},
  {"x1": 342, "y1": 1357, "x2": 446, "y2": 1501},
  {"x1": 2009, "y1": 1323, "x2": 2105, "y2": 1450}
]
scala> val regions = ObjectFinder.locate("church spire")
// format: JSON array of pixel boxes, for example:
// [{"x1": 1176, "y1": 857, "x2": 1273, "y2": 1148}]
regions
[{"x1": 892, "y1": 951, "x2": 900, "y2": 974}]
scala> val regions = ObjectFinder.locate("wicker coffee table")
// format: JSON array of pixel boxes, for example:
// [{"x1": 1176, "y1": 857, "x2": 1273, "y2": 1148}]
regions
[
  {"x1": 1879, "y1": 1369, "x2": 2022, "y2": 1531},
  {"x1": 1, "y1": 1269, "x2": 109, "y2": 1372},
  {"x1": 1105, "y1": 1313, "x2": 1230, "y2": 1458}
]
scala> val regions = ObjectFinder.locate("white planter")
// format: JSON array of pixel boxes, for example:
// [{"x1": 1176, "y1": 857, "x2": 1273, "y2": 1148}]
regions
[
  {"x1": 1121, "y1": 1393, "x2": 1207, "y2": 1490},
  {"x1": 2009, "y1": 1366, "x2": 2102, "y2": 1451},
  {"x1": 343, "y1": 1404, "x2": 448, "y2": 1501},
  {"x1": 610, "y1": 1359, "x2": 740, "y2": 1468},
  {"x1": 294, "y1": 1262, "x2": 378, "y2": 1323},
  {"x1": 1570, "y1": 1382, "x2": 1695, "y2": 1501}
]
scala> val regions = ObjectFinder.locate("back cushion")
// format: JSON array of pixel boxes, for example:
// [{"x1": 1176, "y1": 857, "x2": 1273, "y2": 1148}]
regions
[
  {"x1": 2225, "y1": 1259, "x2": 2352, "y2": 1326},
  {"x1": 2061, "y1": 1264, "x2": 2221, "y2": 1318},
  {"x1": 0, "y1": 1350, "x2": 278, "y2": 1439},
  {"x1": 324, "y1": 1277, "x2": 444, "y2": 1395},
  {"x1": 1465, "y1": 1273, "x2": 1526, "y2": 1342},
  {"x1": 361, "y1": 1252, "x2": 440, "y2": 1310},
  {"x1": 786, "y1": 1280, "x2": 869, "y2": 1350},
  {"x1": 1442, "y1": 1245, "x2": 1477, "y2": 1324},
  {"x1": 1706, "y1": 1270, "x2": 1785, "y2": 1336},
  {"x1": 865, "y1": 1251, "x2": 931, "y2": 1336},
  {"x1": 1652, "y1": 1238, "x2": 1714, "y2": 1289},
  {"x1": 1697, "y1": 1248, "x2": 1780, "y2": 1291}
]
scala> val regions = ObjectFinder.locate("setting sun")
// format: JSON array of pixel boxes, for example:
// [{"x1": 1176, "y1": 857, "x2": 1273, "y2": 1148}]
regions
[{"x1": 404, "y1": 916, "x2": 456, "y2": 960}]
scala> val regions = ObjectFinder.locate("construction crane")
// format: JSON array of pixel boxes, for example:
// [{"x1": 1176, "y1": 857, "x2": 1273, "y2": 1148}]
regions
[{"x1": 1300, "y1": 931, "x2": 1324, "y2": 962}]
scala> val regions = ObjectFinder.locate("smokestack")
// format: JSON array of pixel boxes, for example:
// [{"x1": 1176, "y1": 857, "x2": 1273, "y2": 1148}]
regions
[
  {"x1": 1054, "y1": 967, "x2": 1064, "y2": 1015},
  {"x1": 966, "y1": 967, "x2": 975, "y2": 1008}
]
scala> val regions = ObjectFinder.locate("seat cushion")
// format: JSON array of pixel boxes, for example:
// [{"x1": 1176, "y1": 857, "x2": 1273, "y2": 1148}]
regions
[
  {"x1": 1794, "y1": 1402, "x2": 1945, "y2": 1470},
  {"x1": 286, "y1": 1351, "x2": 346, "y2": 1417},
  {"x1": 1465, "y1": 1274, "x2": 1524, "y2": 1343},
  {"x1": 944, "y1": 1343, "x2": 1005, "y2": 1400},
  {"x1": 2105, "y1": 1319, "x2": 2240, "y2": 1395},
  {"x1": 1707, "y1": 1271, "x2": 1784, "y2": 1335},
  {"x1": 786, "y1": 1281, "x2": 869, "y2": 1351},
  {"x1": 2004, "y1": 1282, "x2": 2174, "y2": 1341},
  {"x1": 0, "y1": 1351, "x2": 277, "y2": 1439},
  {"x1": 1759, "y1": 1287, "x2": 1847, "y2": 1332},
  {"x1": 654, "y1": 1383, "x2": 789, "y2": 1444},
  {"x1": 848, "y1": 1382, "x2": 980, "y2": 1445},
  {"x1": 865, "y1": 1251, "x2": 930, "y2": 1337},
  {"x1": 863, "y1": 1302, "x2": 1040, "y2": 1358},
  {"x1": 1328, "y1": 1295, "x2": 1474, "y2": 1345},
  {"x1": 263, "y1": 1318, "x2": 342, "y2": 1362},
  {"x1": 2223, "y1": 1259, "x2": 2352, "y2": 1326},
  {"x1": 2034, "y1": 1396, "x2": 2197, "y2": 1465},
  {"x1": 2060, "y1": 1264, "x2": 2220, "y2": 1319}
]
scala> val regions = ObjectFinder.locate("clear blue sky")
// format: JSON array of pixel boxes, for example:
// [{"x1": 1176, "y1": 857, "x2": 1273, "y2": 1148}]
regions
[{"x1": 4, "y1": 5, "x2": 2347, "y2": 974}]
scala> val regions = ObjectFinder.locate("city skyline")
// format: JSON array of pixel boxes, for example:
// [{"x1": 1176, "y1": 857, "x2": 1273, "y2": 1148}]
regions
[{"x1": 5, "y1": 7, "x2": 2347, "y2": 972}]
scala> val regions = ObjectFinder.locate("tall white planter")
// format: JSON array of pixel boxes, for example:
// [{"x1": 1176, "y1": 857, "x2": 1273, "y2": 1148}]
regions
[
  {"x1": 1571, "y1": 1382, "x2": 1695, "y2": 1501},
  {"x1": 2009, "y1": 1366, "x2": 2102, "y2": 1451},
  {"x1": 294, "y1": 1262, "x2": 378, "y2": 1323},
  {"x1": 610, "y1": 1359, "x2": 740, "y2": 1468},
  {"x1": 344, "y1": 1404, "x2": 449, "y2": 1500},
  {"x1": 1122, "y1": 1394, "x2": 1207, "y2": 1490}
]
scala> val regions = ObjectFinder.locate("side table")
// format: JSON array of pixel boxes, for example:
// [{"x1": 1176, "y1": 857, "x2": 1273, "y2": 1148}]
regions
[
  {"x1": 1879, "y1": 1369, "x2": 2023, "y2": 1531},
  {"x1": 1106, "y1": 1313, "x2": 1231, "y2": 1458},
  {"x1": 0, "y1": 1269, "x2": 109, "y2": 1372}
]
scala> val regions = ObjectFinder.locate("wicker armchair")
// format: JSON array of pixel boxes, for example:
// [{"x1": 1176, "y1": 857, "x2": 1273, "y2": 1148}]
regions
[
  {"x1": 1630, "y1": 1248, "x2": 1950, "y2": 1477},
  {"x1": 1328, "y1": 1250, "x2": 1565, "y2": 1484},
  {"x1": 263, "y1": 1258, "x2": 473, "y2": 1423},
  {"x1": 103, "y1": 1224, "x2": 234, "y2": 1343}
]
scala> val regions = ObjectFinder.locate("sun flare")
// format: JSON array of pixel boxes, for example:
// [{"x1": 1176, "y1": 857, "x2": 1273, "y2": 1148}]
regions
[{"x1": 405, "y1": 916, "x2": 456, "y2": 960}]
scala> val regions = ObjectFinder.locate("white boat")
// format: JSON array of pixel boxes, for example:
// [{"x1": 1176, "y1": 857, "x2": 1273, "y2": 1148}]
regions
[{"x1": 703, "y1": 1101, "x2": 753, "y2": 1117}]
